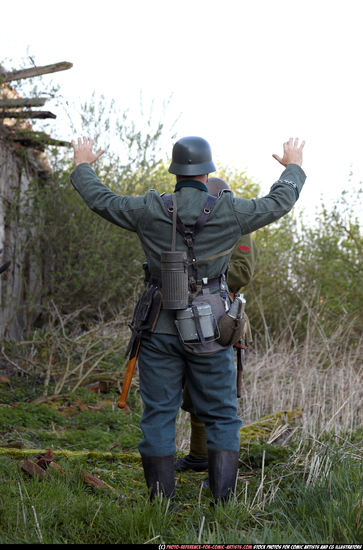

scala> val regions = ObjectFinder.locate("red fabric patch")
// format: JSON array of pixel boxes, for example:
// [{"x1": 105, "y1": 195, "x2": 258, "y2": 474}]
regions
[{"x1": 239, "y1": 246, "x2": 250, "y2": 252}]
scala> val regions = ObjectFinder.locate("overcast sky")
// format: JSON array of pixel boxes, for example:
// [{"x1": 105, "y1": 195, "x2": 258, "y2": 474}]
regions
[{"x1": 1, "y1": 0, "x2": 363, "y2": 219}]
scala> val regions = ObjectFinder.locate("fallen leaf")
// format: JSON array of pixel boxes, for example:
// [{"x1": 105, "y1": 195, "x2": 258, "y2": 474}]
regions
[
  {"x1": 49, "y1": 462, "x2": 63, "y2": 472},
  {"x1": 108, "y1": 442, "x2": 122, "y2": 451},
  {"x1": 91, "y1": 400, "x2": 114, "y2": 411},
  {"x1": 21, "y1": 459, "x2": 48, "y2": 479},
  {"x1": 35, "y1": 449, "x2": 55, "y2": 470},
  {"x1": 76, "y1": 399, "x2": 89, "y2": 411},
  {"x1": 81, "y1": 470, "x2": 122, "y2": 498},
  {"x1": 56, "y1": 406, "x2": 78, "y2": 417}
]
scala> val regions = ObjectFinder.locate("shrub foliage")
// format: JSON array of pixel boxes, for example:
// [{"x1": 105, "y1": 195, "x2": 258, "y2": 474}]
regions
[{"x1": 5, "y1": 90, "x2": 363, "y2": 343}]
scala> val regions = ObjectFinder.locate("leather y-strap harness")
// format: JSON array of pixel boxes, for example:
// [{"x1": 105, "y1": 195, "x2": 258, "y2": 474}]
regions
[
  {"x1": 162, "y1": 193, "x2": 234, "y2": 293},
  {"x1": 162, "y1": 193, "x2": 216, "y2": 291}
]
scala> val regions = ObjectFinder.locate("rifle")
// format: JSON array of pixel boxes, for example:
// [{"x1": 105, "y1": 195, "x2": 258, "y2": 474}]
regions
[
  {"x1": 118, "y1": 339, "x2": 141, "y2": 409},
  {"x1": 117, "y1": 281, "x2": 162, "y2": 409}
]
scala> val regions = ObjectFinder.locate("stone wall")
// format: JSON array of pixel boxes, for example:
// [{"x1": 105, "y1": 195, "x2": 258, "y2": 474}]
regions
[{"x1": 0, "y1": 134, "x2": 45, "y2": 340}]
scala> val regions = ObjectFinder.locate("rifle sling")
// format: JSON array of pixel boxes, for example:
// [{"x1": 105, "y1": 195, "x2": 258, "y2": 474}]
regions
[{"x1": 194, "y1": 246, "x2": 235, "y2": 264}]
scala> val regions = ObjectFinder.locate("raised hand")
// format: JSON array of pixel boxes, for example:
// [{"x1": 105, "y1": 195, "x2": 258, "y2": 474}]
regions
[
  {"x1": 71, "y1": 136, "x2": 105, "y2": 166},
  {"x1": 272, "y1": 137, "x2": 305, "y2": 167}
]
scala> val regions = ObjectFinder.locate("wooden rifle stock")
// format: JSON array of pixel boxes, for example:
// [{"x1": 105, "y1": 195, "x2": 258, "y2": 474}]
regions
[{"x1": 118, "y1": 340, "x2": 141, "y2": 409}]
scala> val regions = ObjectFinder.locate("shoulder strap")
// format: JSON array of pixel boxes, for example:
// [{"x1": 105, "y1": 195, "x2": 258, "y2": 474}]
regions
[
  {"x1": 162, "y1": 194, "x2": 233, "y2": 264},
  {"x1": 162, "y1": 193, "x2": 218, "y2": 290},
  {"x1": 171, "y1": 193, "x2": 177, "y2": 251},
  {"x1": 162, "y1": 193, "x2": 190, "y2": 243},
  {"x1": 161, "y1": 193, "x2": 217, "y2": 238},
  {"x1": 193, "y1": 194, "x2": 217, "y2": 234}
]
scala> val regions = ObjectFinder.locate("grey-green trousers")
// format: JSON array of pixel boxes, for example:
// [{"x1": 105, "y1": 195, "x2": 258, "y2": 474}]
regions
[{"x1": 137, "y1": 333, "x2": 241, "y2": 457}]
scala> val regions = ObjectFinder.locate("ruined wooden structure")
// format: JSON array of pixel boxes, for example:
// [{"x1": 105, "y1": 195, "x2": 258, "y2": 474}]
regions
[{"x1": 0, "y1": 61, "x2": 72, "y2": 339}]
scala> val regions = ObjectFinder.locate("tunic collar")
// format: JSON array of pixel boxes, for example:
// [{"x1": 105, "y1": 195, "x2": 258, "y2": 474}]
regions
[{"x1": 174, "y1": 180, "x2": 208, "y2": 193}]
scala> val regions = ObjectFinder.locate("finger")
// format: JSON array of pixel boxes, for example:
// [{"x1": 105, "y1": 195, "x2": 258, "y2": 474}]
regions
[
  {"x1": 294, "y1": 137, "x2": 299, "y2": 148},
  {"x1": 95, "y1": 149, "x2": 105, "y2": 161},
  {"x1": 272, "y1": 154, "x2": 283, "y2": 164},
  {"x1": 78, "y1": 137, "x2": 82, "y2": 147},
  {"x1": 71, "y1": 140, "x2": 76, "y2": 150},
  {"x1": 299, "y1": 140, "x2": 306, "y2": 150}
]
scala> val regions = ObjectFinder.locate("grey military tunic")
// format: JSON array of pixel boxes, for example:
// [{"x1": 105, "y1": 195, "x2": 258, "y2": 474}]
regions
[
  {"x1": 71, "y1": 162, "x2": 306, "y2": 335},
  {"x1": 71, "y1": 162, "x2": 305, "y2": 456}
]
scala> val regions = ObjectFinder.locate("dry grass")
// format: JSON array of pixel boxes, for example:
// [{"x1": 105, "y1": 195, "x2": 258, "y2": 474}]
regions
[
  {"x1": 176, "y1": 315, "x2": 362, "y2": 451},
  {"x1": 241, "y1": 321, "x2": 362, "y2": 437},
  {"x1": 2, "y1": 302, "x2": 132, "y2": 398},
  {"x1": 5, "y1": 300, "x2": 361, "y2": 447}
]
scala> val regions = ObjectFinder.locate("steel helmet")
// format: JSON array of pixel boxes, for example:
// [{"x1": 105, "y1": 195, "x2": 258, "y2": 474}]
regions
[
  {"x1": 168, "y1": 136, "x2": 216, "y2": 176},
  {"x1": 206, "y1": 177, "x2": 230, "y2": 197}
]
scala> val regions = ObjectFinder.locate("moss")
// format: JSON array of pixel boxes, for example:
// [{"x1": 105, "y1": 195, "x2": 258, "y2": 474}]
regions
[
  {"x1": 0, "y1": 446, "x2": 141, "y2": 463},
  {"x1": 240, "y1": 409, "x2": 302, "y2": 442},
  {"x1": 0, "y1": 403, "x2": 302, "y2": 463},
  {"x1": 239, "y1": 441, "x2": 292, "y2": 469},
  {"x1": 0, "y1": 408, "x2": 301, "y2": 465}
]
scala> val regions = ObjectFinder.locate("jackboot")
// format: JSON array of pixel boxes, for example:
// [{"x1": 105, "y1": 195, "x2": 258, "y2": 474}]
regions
[
  {"x1": 174, "y1": 454, "x2": 209, "y2": 472},
  {"x1": 141, "y1": 455, "x2": 175, "y2": 502},
  {"x1": 208, "y1": 449, "x2": 239, "y2": 505}
]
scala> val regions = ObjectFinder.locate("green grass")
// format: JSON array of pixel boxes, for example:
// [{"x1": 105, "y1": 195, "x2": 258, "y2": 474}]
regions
[
  {"x1": 0, "y1": 382, "x2": 142, "y2": 451},
  {"x1": 0, "y1": 379, "x2": 361, "y2": 544},
  {"x1": 259, "y1": 457, "x2": 362, "y2": 543}
]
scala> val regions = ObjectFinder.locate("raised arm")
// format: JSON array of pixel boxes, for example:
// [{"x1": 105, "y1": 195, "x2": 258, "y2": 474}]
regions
[
  {"x1": 70, "y1": 136, "x2": 146, "y2": 232},
  {"x1": 232, "y1": 138, "x2": 306, "y2": 234}
]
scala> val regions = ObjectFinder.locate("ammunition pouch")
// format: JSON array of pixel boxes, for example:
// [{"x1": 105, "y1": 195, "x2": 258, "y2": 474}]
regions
[
  {"x1": 175, "y1": 289, "x2": 247, "y2": 355},
  {"x1": 175, "y1": 291, "x2": 228, "y2": 356}
]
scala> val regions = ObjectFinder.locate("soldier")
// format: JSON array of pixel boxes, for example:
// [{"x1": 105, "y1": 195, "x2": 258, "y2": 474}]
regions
[
  {"x1": 70, "y1": 135, "x2": 306, "y2": 505},
  {"x1": 175, "y1": 177, "x2": 257, "y2": 474}
]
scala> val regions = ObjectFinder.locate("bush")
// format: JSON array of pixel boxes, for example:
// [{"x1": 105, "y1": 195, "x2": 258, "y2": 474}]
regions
[{"x1": 245, "y1": 187, "x2": 362, "y2": 346}]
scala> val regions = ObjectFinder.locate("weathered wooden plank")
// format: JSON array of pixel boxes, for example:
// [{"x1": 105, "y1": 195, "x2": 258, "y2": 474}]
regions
[
  {"x1": 7, "y1": 130, "x2": 71, "y2": 148},
  {"x1": 2, "y1": 61, "x2": 73, "y2": 82},
  {"x1": 0, "y1": 98, "x2": 48, "y2": 108},
  {"x1": 0, "y1": 110, "x2": 56, "y2": 119}
]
